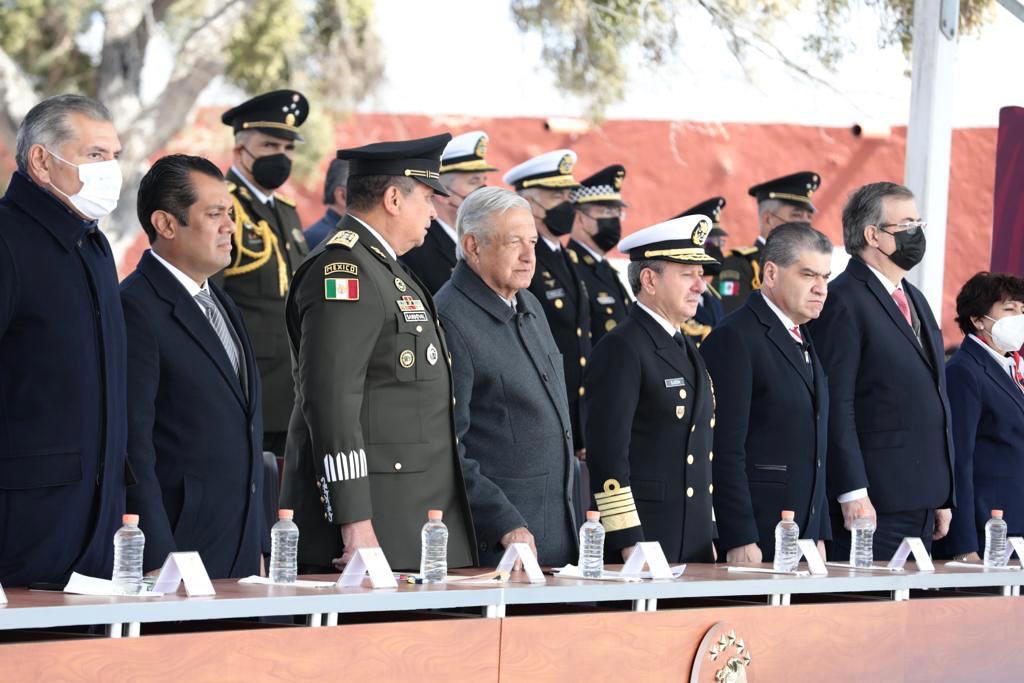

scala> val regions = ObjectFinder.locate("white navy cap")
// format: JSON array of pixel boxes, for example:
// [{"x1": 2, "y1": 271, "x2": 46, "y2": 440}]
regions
[
  {"x1": 503, "y1": 149, "x2": 580, "y2": 190},
  {"x1": 618, "y1": 215, "x2": 720, "y2": 265},
  {"x1": 440, "y1": 131, "x2": 498, "y2": 174}
]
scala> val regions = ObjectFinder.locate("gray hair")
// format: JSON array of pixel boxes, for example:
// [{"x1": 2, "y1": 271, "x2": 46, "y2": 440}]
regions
[
  {"x1": 841, "y1": 182, "x2": 915, "y2": 256},
  {"x1": 763, "y1": 222, "x2": 833, "y2": 268},
  {"x1": 455, "y1": 186, "x2": 529, "y2": 259},
  {"x1": 757, "y1": 198, "x2": 785, "y2": 219},
  {"x1": 627, "y1": 259, "x2": 665, "y2": 296},
  {"x1": 15, "y1": 95, "x2": 112, "y2": 173},
  {"x1": 322, "y1": 158, "x2": 350, "y2": 204},
  {"x1": 234, "y1": 129, "x2": 257, "y2": 146}
]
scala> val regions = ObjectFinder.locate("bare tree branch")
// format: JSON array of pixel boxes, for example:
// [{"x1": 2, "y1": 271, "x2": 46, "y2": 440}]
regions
[{"x1": 0, "y1": 47, "x2": 38, "y2": 154}]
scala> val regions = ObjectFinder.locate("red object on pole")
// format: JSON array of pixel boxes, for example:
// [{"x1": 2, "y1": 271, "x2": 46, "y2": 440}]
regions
[{"x1": 992, "y1": 106, "x2": 1024, "y2": 276}]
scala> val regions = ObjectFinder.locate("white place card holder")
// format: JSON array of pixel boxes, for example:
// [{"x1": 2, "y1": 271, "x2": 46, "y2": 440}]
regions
[
  {"x1": 887, "y1": 537, "x2": 935, "y2": 571},
  {"x1": 152, "y1": 552, "x2": 216, "y2": 596},
  {"x1": 1007, "y1": 537, "x2": 1024, "y2": 567},
  {"x1": 0, "y1": 581, "x2": 6, "y2": 605},
  {"x1": 620, "y1": 541, "x2": 673, "y2": 580},
  {"x1": 796, "y1": 539, "x2": 828, "y2": 575},
  {"x1": 496, "y1": 543, "x2": 546, "y2": 583},
  {"x1": 336, "y1": 547, "x2": 398, "y2": 589}
]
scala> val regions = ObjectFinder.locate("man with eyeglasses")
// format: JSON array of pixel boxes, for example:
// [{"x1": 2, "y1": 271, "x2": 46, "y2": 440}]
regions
[
  {"x1": 718, "y1": 171, "x2": 820, "y2": 314},
  {"x1": 568, "y1": 164, "x2": 632, "y2": 343},
  {"x1": 808, "y1": 181, "x2": 954, "y2": 561}
]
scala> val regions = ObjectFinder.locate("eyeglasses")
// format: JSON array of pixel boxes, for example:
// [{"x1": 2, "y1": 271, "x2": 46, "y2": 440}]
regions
[{"x1": 878, "y1": 220, "x2": 926, "y2": 236}]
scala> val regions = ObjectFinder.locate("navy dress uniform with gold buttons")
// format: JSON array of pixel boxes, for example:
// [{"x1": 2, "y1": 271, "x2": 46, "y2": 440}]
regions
[
  {"x1": 585, "y1": 215, "x2": 718, "y2": 563},
  {"x1": 676, "y1": 197, "x2": 727, "y2": 346},
  {"x1": 718, "y1": 172, "x2": 820, "y2": 314},
  {"x1": 506, "y1": 150, "x2": 592, "y2": 450},
  {"x1": 401, "y1": 131, "x2": 498, "y2": 294},
  {"x1": 219, "y1": 91, "x2": 311, "y2": 451},
  {"x1": 280, "y1": 134, "x2": 476, "y2": 571},
  {"x1": 568, "y1": 164, "x2": 631, "y2": 344}
]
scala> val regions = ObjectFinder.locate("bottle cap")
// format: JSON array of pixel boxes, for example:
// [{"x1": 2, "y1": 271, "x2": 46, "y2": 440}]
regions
[
  {"x1": 586, "y1": 510, "x2": 601, "y2": 522},
  {"x1": 122, "y1": 514, "x2": 139, "y2": 525},
  {"x1": 278, "y1": 509, "x2": 294, "y2": 520},
  {"x1": 781, "y1": 510, "x2": 795, "y2": 521},
  {"x1": 992, "y1": 509, "x2": 1004, "y2": 518},
  {"x1": 428, "y1": 509, "x2": 443, "y2": 521}
]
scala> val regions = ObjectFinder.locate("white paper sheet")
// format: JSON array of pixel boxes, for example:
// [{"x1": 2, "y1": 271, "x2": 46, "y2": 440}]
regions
[
  {"x1": 238, "y1": 576, "x2": 338, "y2": 588},
  {"x1": 63, "y1": 572, "x2": 163, "y2": 597}
]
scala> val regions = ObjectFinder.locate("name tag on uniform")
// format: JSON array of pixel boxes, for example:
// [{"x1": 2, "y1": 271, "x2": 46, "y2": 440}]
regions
[
  {"x1": 403, "y1": 311, "x2": 429, "y2": 323},
  {"x1": 596, "y1": 293, "x2": 616, "y2": 305},
  {"x1": 545, "y1": 288, "x2": 566, "y2": 300},
  {"x1": 664, "y1": 377, "x2": 686, "y2": 388}
]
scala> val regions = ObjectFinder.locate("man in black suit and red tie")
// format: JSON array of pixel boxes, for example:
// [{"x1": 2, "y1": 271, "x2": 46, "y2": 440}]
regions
[
  {"x1": 701, "y1": 223, "x2": 832, "y2": 563},
  {"x1": 808, "y1": 181, "x2": 954, "y2": 560}
]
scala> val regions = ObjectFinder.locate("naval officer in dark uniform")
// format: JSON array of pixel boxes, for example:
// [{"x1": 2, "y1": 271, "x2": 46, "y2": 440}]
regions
[
  {"x1": 401, "y1": 130, "x2": 498, "y2": 294},
  {"x1": 280, "y1": 134, "x2": 477, "y2": 572},
  {"x1": 585, "y1": 214, "x2": 719, "y2": 563},
  {"x1": 219, "y1": 90, "x2": 311, "y2": 458},
  {"x1": 568, "y1": 164, "x2": 631, "y2": 344},
  {"x1": 676, "y1": 197, "x2": 727, "y2": 346},
  {"x1": 718, "y1": 171, "x2": 820, "y2": 314}
]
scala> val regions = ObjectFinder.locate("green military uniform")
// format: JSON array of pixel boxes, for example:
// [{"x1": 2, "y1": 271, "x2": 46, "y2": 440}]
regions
[{"x1": 280, "y1": 135, "x2": 476, "y2": 571}]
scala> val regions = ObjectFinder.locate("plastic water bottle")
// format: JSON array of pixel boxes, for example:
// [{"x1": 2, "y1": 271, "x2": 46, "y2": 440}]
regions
[
  {"x1": 772, "y1": 510, "x2": 801, "y2": 572},
  {"x1": 112, "y1": 514, "x2": 145, "y2": 595},
  {"x1": 420, "y1": 509, "x2": 448, "y2": 583},
  {"x1": 578, "y1": 510, "x2": 606, "y2": 578},
  {"x1": 269, "y1": 509, "x2": 300, "y2": 584},
  {"x1": 984, "y1": 509, "x2": 1009, "y2": 568},
  {"x1": 850, "y1": 514, "x2": 875, "y2": 568}
]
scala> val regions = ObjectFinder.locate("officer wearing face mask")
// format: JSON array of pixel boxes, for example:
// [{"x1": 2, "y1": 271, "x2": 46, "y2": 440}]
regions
[
  {"x1": 506, "y1": 150, "x2": 591, "y2": 462},
  {"x1": 0, "y1": 95, "x2": 128, "y2": 587},
  {"x1": 219, "y1": 90, "x2": 311, "y2": 460},
  {"x1": 675, "y1": 197, "x2": 728, "y2": 346},
  {"x1": 568, "y1": 164, "x2": 632, "y2": 343},
  {"x1": 401, "y1": 131, "x2": 498, "y2": 294}
]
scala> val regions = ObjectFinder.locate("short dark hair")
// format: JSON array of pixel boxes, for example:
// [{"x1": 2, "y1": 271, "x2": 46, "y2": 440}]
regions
[
  {"x1": 322, "y1": 159, "x2": 350, "y2": 205},
  {"x1": 954, "y1": 271, "x2": 1024, "y2": 338},
  {"x1": 137, "y1": 154, "x2": 224, "y2": 243},
  {"x1": 841, "y1": 182, "x2": 915, "y2": 256},
  {"x1": 346, "y1": 174, "x2": 417, "y2": 212},
  {"x1": 763, "y1": 222, "x2": 832, "y2": 268}
]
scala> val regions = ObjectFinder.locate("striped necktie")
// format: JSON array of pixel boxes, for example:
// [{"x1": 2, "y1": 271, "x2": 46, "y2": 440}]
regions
[{"x1": 194, "y1": 289, "x2": 241, "y2": 376}]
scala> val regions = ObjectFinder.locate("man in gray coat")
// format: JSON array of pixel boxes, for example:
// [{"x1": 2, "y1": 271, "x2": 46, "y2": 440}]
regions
[{"x1": 436, "y1": 187, "x2": 578, "y2": 567}]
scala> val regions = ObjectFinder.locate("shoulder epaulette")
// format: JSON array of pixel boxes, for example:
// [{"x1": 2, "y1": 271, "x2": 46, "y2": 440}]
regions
[
  {"x1": 327, "y1": 230, "x2": 359, "y2": 249},
  {"x1": 274, "y1": 193, "x2": 296, "y2": 208},
  {"x1": 732, "y1": 246, "x2": 760, "y2": 257},
  {"x1": 566, "y1": 248, "x2": 579, "y2": 264},
  {"x1": 225, "y1": 181, "x2": 237, "y2": 193}
]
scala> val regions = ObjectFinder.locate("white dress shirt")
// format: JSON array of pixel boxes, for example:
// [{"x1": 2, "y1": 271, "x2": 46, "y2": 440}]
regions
[
  {"x1": 636, "y1": 301, "x2": 679, "y2": 339},
  {"x1": 542, "y1": 235, "x2": 561, "y2": 253},
  {"x1": 150, "y1": 249, "x2": 209, "y2": 311},
  {"x1": 968, "y1": 334, "x2": 1023, "y2": 388},
  {"x1": 230, "y1": 165, "x2": 274, "y2": 206},
  {"x1": 436, "y1": 217, "x2": 458, "y2": 245},
  {"x1": 575, "y1": 240, "x2": 604, "y2": 262},
  {"x1": 349, "y1": 215, "x2": 397, "y2": 260}
]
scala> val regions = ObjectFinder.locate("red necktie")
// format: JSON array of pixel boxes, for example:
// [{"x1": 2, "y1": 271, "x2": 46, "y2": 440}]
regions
[
  {"x1": 892, "y1": 287, "x2": 912, "y2": 327},
  {"x1": 1012, "y1": 351, "x2": 1024, "y2": 392},
  {"x1": 790, "y1": 326, "x2": 802, "y2": 343}
]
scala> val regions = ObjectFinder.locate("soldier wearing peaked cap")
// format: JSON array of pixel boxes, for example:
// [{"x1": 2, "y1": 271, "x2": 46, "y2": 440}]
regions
[
  {"x1": 569, "y1": 164, "x2": 632, "y2": 344},
  {"x1": 218, "y1": 90, "x2": 312, "y2": 459},
  {"x1": 280, "y1": 133, "x2": 477, "y2": 571},
  {"x1": 718, "y1": 171, "x2": 820, "y2": 314},
  {"x1": 584, "y1": 215, "x2": 718, "y2": 563},
  {"x1": 506, "y1": 150, "x2": 591, "y2": 459},
  {"x1": 675, "y1": 197, "x2": 728, "y2": 346},
  {"x1": 401, "y1": 131, "x2": 498, "y2": 294}
]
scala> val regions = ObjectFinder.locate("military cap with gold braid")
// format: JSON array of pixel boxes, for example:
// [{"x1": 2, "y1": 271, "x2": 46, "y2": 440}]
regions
[
  {"x1": 618, "y1": 214, "x2": 720, "y2": 266},
  {"x1": 675, "y1": 196, "x2": 727, "y2": 238},
  {"x1": 748, "y1": 171, "x2": 820, "y2": 211},
  {"x1": 571, "y1": 164, "x2": 627, "y2": 206},
  {"x1": 338, "y1": 133, "x2": 452, "y2": 196},
  {"x1": 503, "y1": 149, "x2": 580, "y2": 190},
  {"x1": 221, "y1": 90, "x2": 309, "y2": 141},
  {"x1": 439, "y1": 130, "x2": 498, "y2": 173}
]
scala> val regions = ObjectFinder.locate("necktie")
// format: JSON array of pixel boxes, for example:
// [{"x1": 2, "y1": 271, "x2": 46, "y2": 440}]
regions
[
  {"x1": 1012, "y1": 351, "x2": 1024, "y2": 392},
  {"x1": 790, "y1": 326, "x2": 803, "y2": 343},
  {"x1": 672, "y1": 331, "x2": 686, "y2": 348},
  {"x1": 194, "y1": 289, "x2": 241, "y2": 377},
  {"x1": 892, "y1": 287, "x2": 913, "y2": 327}
]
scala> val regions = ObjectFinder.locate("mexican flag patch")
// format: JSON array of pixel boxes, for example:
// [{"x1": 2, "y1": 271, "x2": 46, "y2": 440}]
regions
[
  {"x1": 325, "y1": 278, "x2": 359, "y2": 301},
  {"x1": 719, "y1": 280, "x2": 737, "y2": 297}
]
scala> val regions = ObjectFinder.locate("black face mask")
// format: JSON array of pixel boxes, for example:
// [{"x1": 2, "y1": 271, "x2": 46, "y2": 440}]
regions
[
  {"x1": 703, "y1": 245, "x2": 725, "y2": 276},
  {"x1": 884, "y1": 229, "x2": 926, "y2": 270},
  {"x1": 592, "y1": 217, "x2": 622, "y2": 253},
  {"x1": 246, "y1": 150, "x2": 292, "y2": 190},
  {"x1": 542, "y1": 201, "x2": 576, "y2": 236}
]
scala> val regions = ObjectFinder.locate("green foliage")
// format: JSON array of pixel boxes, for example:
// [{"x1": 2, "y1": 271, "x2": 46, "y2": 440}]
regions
[
  {"x1": 0, "y1": 0, "x2": 98, "y2": 94},
  {"x1": 224, "y1": 0, "x2": 305, "y2": 94}
]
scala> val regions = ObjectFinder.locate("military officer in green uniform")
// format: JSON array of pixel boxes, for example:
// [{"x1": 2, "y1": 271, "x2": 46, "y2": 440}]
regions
[
  {"x1": 219, "y1": 90, "x2": 311, "y2": 458},
  {"x1": 280, "y1": 133, "x2": 477, "y2": 572},
  {"x1": 718, "y1": 171, "x2": 820, "y2": 314},
  {"x1": 568, "y1": 164, "x2": 632, "y2": 344}
]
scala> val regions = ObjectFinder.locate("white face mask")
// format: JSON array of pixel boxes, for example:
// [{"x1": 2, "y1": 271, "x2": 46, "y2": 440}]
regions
[
  {"x1": 985, "y1": 314, "x2": 1024, "y2": 354},
  {"x1": 47, "y1": 150, "x2": 122, "y2": 220}
]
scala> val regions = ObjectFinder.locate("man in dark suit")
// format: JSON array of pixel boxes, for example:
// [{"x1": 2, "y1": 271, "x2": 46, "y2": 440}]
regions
[
  {"x1": 676, "y1": 197, "x2": 728, "y2": 346},
  {"x1": 304, "y1": 158, "x2": 348, "y2": 248},
  {"x1": 0, "y1": 95, "x2": 128, "y2": 587},
  {"x1": 122, "y1": 155, "x2": 266, "y2": 579},
  {"x1": 568, "y1": 164, "x2": 631, "y2": 343},
  {"x1": 808, "y1": 181, "x2": 954, "y2": 560},
  {"x1": 702, "y1": 223, "x2": 832, "y2": 563},
  {"x1": 401, "y1": 131, "x2": 497, "y2": 294},
  {"x1": 585, "y1": 215, "x2": 718, "y2": 563},
  {"x1": 436, "y1": 187, "x2": 578, "y2": 566},
  {"x1": 219, "y1": 90, "x2": 311, "y2": 460},
  {"x1": 506, "y1": 150, "x2": 591, "y2": 459}
]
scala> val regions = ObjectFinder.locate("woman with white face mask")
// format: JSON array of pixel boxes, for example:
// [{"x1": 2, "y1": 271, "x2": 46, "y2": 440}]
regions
[{"x1": 939, "y1": 272, "x2": 1024, "y2": 562}]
